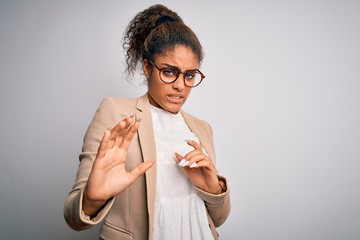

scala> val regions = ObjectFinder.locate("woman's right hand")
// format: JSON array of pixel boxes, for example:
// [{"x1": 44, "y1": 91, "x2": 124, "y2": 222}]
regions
[{"x1": 82, "y1": 115, "x2": 155, "y2": 217}]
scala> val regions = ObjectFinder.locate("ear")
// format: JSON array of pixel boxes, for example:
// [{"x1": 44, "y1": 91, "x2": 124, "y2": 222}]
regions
[{"x1": 143, "y1": 59, "x2": 151, "y2": 79}]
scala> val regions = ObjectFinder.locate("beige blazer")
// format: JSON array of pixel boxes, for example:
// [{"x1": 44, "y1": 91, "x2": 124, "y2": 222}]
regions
[{"x1": 64, "y1": 94, "x2": 231, "y2": 240}]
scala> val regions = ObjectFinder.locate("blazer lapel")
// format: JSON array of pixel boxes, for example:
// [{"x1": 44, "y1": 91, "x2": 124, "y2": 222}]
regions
[
  {"x1": 181, "y1": 111, "x2": 214, "y2": 159},
  {"x1": 135, "y1": 94, "x2": 157, "y2": 239}
]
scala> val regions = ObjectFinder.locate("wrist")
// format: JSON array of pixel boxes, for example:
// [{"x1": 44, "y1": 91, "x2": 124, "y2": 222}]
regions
[
  {"x1": 207, "y1": 178, "x2": 227, "y2": 195},
  {"x1": 82, "y1": 187, "x2": 107, "y2": 217},
  {"x1": 217, "y1": 178, "x2": 227, "y2": 193}
]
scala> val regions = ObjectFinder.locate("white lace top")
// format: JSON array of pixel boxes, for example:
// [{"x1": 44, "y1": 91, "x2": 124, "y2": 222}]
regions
[{"x1": 150, "y1": 106, "x2": 214, "y2": 240}]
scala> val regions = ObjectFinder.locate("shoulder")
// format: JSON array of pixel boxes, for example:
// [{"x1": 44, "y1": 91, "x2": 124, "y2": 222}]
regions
[
  {"x1": 83, "y1": 96, "x2": 140, "y2": 142},
  {"x1": 181, "y1": 110, "x2": 213, "y2": 132},
  {"x1": 96, "y1": 96, "x2": 140, "y2": 115},
  {"x1": 99, "y1": 96, "x2": 137, "y2": 108},
  {"x1": 88, "y1": 96, "x2": 141, "y2": 128},
  {"x1": 181, "y1": 110, "x2": 216, "y2": 161}
]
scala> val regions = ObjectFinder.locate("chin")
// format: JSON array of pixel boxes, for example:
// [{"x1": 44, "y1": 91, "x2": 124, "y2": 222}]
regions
[
  {"x1": 166, "y1": 108, "x2": 180, "y2": 114},
  {"x1": 164, "y1": 104, "x2": 182, "y2": 114}
]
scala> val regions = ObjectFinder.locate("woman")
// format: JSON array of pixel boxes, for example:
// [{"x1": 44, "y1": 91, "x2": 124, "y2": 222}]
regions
[{"x1": 64, "y1": 4, "x2": 231, "y2": 240}]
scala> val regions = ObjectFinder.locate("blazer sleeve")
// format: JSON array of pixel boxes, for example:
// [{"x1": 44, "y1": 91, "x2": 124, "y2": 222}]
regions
[
  {"x1": 196, "y1": 176, "x2": 231, "y2": 227},
  {"x1": 63, "y1": 98, "x2": 120, "y2": 231},
  {"x1": 195, "y1": 120, "x2": 231, "y2": 227}
]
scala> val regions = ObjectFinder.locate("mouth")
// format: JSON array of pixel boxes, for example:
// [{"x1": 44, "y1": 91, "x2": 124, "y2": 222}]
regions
[{"x1": 167, "y1": 94, "x2": 184, "y2": 103}]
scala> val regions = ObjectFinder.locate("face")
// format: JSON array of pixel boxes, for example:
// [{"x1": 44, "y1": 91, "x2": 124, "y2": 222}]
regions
[{"x1": 144, "y1": 45, "x2": 200, "y2": 114}]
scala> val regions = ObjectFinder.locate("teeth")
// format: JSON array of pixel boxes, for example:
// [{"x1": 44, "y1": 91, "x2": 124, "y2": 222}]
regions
[{"x1": 170, "y1": 96, "x2": 180, "y2": 99}]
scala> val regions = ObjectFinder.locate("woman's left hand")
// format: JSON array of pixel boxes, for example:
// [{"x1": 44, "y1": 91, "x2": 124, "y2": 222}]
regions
[{"x1": 175, "y1": 140, "x2": 222, "y2": 195}]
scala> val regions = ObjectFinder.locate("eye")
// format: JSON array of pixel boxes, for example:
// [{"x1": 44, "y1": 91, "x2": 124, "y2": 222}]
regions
[
  {"x1": 184, "y1": 72, "x2": 196, "y2": 80},
  {"x1": 162, "y1": 68, "x2": 177, "y2": 77}
]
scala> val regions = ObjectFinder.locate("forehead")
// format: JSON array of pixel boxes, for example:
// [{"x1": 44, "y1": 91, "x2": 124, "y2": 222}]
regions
[{"x1": 154, "y1": 45, "x2": 200, "y2": 69}]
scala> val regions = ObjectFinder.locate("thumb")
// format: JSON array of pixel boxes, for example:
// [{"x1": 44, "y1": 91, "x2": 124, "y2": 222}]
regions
[
  {"x1": 129, "y1": 160, "x2": 156, "y2": 181},
  {"x1": 174, "y1": 152, "x2": 184, "y2": 162}
]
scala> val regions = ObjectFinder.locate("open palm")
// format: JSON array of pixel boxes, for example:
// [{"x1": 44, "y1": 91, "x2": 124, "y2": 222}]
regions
[{"x1": 83, "y1": 116, "x2": 155, "y2": 215}]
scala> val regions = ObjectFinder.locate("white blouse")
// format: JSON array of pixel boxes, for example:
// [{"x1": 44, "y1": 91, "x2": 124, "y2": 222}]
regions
[{"x1": 150, "y1": 106, "x2": 214, "y2": 240}]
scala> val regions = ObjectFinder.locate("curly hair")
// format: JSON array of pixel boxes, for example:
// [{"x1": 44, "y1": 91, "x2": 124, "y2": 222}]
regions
[{"x1": 123, "y1": 4, "x2": 203, "y2": 79}]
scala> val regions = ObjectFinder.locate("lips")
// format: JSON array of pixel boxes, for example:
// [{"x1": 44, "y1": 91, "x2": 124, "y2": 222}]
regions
[{"x1": 167, "y1": 94, "x2": 183, "y2": 103}]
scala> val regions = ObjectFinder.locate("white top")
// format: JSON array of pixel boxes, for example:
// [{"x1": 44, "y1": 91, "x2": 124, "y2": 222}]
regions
[{"x1": 150, "y1": 106, "x2": 214, "y2": 240}]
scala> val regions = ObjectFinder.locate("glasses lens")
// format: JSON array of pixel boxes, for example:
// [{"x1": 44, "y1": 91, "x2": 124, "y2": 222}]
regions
[
  {"x1": 184, "y1": 72, "x2": 202, "y2": 87},
  {"x1": 160, "y1": 69, "x2": 177, "y2": 83}
]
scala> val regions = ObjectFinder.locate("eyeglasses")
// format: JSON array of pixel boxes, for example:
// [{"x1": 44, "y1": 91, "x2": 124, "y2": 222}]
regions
[{"x1": 148, "y1": 60, "x2": 205, "y2": 88}]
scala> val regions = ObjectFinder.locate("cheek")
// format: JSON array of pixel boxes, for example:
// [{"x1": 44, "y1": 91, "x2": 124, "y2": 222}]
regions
[
  {"x1": 148, "y1": 78, "x2": 164, "y2": 97},
  {"x1": 147, "y1": 73, "x2": 157, "y2": 89},
  {"x1": 184, "y1": 88, "x2": 192, "y2": 98}
]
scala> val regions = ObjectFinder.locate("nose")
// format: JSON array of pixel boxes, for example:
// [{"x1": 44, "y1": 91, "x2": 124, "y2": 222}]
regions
[{"x1": 172, "y1": 73, "x2": 186, "y2": 90}]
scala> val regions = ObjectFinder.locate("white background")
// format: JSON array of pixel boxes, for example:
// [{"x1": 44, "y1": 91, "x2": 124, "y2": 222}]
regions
[{"x1": 1, "y1": 1, "x2": 359, "y2": 239}]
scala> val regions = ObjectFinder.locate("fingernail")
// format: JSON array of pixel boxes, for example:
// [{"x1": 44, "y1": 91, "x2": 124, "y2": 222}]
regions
[
  {"x1": 178, "y1": 159, "x2": 186, "y2": 166},
  {"x1": 204, "y1": 151, "x2": 209, "y2": 156},
  {"x1": 184, "y1": 139, "x2": 192, "y2": 143},
  {"x1": 129, "y1": 114, "x2": 135, "y2": 118},
  {"x1": 183, "y1": 161, "x2": 190, "y2": 167},
  {"x1": 136, "y1": 118, "x2": 142, "y2": 122},
  {"x1": 190, "y1": 162, "x2": 197, "y2": 168}
]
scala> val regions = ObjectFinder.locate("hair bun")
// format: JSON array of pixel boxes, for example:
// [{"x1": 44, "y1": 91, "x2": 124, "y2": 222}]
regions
[{"x1": 154, "y1": 16, "x2": 177, "y2": 27}]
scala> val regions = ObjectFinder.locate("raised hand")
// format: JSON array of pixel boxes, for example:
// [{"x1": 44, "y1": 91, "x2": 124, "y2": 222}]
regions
[
  {"x1": 175, "y1": 140, "x2": 222, "y2": 195},
  {"x1": 83, "y1": 115, "x2": 155, "y2": 216}
]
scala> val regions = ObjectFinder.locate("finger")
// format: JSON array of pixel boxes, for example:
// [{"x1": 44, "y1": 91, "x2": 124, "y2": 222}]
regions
[
  {"x1": 113, "y1": 136, "x2": 122, "y2": 148},
  {"x1": 110, "y1": 115, "x2": 134, "y2": 140},
  {"x1": 129, "y1": 160, "x2": 156, "y2": 181},
  {"x1": 97, "y1": 129, "x2": 111, "y2": 159},
  {"x1": 185, "y1": 139, "x2": 202, "y2": 150},
  {"x1": 122, "y1": 114, "x2": 136, "y2": 129},
  {"x1": 110, "y1": 121, "x2": 126, "y2": 140},
  {"x1": 182, "y1": 148, "x2": 203, "y2": 160},
  {"x1": 179, "y1": 152, "x2": 209, "y2": 168},
  {"x1": 176, "y1": 152, "x2": 194, "y2": 168},
  {"x1": 174, "y1": 152, "x2": 184, "y2": 161},
  {"x1": 110, "y1": 114, "x2": 134, "y2": 133},
  {"x1": 183, "y1": 140, "x2": 206, "y2": 160},
  {"x1": 191, "y1": 158, "x2": 217, "y2": 174},
  {"x1": 107, "y1": 139, "x2": 115, "y2": 150},
  {"x1": 188, "y1": 158, "x2": 209, "y2": 169},
  {"x1": 175, "y1": 150, "x2": 201, "y2": 166},
  {"x1": 175, "y1": 152, "x2": 190, "y2": 167},
  {"x1": 121, "y1": 118, "x2": 141, "y2": 151}
]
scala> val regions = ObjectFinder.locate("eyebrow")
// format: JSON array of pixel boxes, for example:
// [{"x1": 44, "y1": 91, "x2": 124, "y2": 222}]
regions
[{"x1": 161, "y1": 63, "x2": 199, "y2": 72}]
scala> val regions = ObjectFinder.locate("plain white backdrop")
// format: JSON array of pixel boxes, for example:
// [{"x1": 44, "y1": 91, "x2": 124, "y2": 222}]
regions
[{"x1": 1, "y1": 1, "x2": 359, "y2": 239}]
